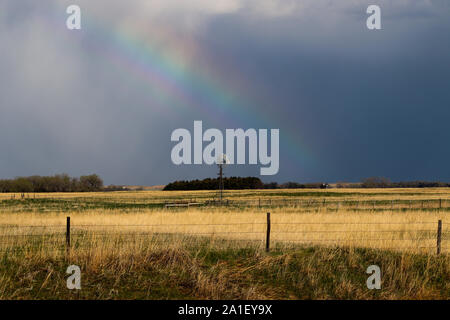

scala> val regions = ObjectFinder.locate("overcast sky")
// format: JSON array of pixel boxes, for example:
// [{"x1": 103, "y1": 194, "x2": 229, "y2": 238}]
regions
[{"x1": 1, "y1": 0, "x2": 450, "y2": 185}]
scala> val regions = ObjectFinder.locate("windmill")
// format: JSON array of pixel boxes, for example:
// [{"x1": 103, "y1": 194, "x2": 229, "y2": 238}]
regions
[{"x1": 217, "y1": 154, "x2": 229, "y2": 204}]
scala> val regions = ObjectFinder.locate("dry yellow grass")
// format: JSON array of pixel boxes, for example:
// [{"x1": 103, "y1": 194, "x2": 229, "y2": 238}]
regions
[
  {"x1": 0, "y1": 188, "x2": 448, "y2": 299},
  {"x1": 0, "y1": 192, "x2": 448, "y2": 254}
]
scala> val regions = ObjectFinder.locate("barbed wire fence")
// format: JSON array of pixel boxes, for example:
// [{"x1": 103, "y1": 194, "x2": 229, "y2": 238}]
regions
[{"x1": 0, "y1": 214, "x2": 447, "y2": 255}]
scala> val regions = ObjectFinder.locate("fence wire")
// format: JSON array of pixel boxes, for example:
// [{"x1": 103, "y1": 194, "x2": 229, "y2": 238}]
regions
[{"x1": 0, "y1": 219, "x2": 447, "y2": 254}]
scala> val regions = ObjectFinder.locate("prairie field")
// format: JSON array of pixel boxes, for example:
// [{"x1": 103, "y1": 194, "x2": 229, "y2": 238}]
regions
[{"x1": 0, "y1": 188, "x2": 448, "y2": 299}]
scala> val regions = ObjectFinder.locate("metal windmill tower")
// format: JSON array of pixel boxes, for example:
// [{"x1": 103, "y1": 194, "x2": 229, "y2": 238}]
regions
[{"x1": 217, "y1": 154, "x2": 229, "y2": 204}]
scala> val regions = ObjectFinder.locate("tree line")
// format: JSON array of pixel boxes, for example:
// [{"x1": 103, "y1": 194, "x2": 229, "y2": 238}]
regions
[
  {"x1": 2, "y1": 174, "x2": 448, "y2": 193},
  {"x1": 357, "y1": 177, "x2": 450, "y2": 188},
  {"x1": 164, "y1": 176, "x2": 450, "y2": 191},
  {"x1": 163, "y1": 177, "x2": 329, "y2": 190},
  {"x1": 263, "y1": 182, "x2": 329, "y2": 189},
  {"x1": 0, "y1": 174, "x2": 103, "y2": 192},
  {"x1": 164, "y1": 177, "x2": 265, "y2": 190}
]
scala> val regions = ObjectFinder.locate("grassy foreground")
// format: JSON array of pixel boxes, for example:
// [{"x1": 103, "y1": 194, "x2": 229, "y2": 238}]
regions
[
  {"x1": 0, "y1": 188, "x2": 448, "y2": 299},
  {"x1": 1, "y1": 241, "x2": 449, "y2": 300}
]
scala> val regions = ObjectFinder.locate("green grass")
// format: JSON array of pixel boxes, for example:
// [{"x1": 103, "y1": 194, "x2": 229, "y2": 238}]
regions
[
  {"x1": 0, "y1": 198, "x2": 167, "y2": 212},
  {"x1": 1, "y1": 241, "x2": 448, "y2": 300}
]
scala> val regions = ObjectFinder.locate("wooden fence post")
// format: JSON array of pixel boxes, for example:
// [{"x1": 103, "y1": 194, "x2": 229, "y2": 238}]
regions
[
  {"x1": 266, "y1": 212, "x2": 271, "y2": 252},
  {"x1": 437, "y1": 220, "x2": 442, "y2": 255},
  {"x1": 66, "y1": 216, "x2": 71, "y2": 250}
]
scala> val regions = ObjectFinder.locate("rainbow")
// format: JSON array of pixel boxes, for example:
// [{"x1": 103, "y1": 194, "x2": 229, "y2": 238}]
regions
[{"x1": 55, "y1": 4, "x2": 315, "y2": 171}]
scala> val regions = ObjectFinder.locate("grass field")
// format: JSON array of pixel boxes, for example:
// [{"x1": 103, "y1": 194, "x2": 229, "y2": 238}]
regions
[{"x1": 0, "y1": 188, "x2": 448, "y2": 299}]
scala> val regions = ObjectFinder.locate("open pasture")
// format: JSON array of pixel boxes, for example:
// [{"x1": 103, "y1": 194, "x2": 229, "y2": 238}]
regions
[
  {"x1": 0, "y1": 188, "x2": 448, "y2": 299},
  {"x1": 0, "y1": 188, "x2": 448, "y2": 254}
]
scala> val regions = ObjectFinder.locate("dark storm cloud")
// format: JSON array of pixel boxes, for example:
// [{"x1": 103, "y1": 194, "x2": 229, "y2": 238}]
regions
[
  {"x1": 200, "y1": 1, "x2": 450, "y2": 183},
  {"x1": 1, "y1": 0, "x2": 450, "y2": 185}
]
